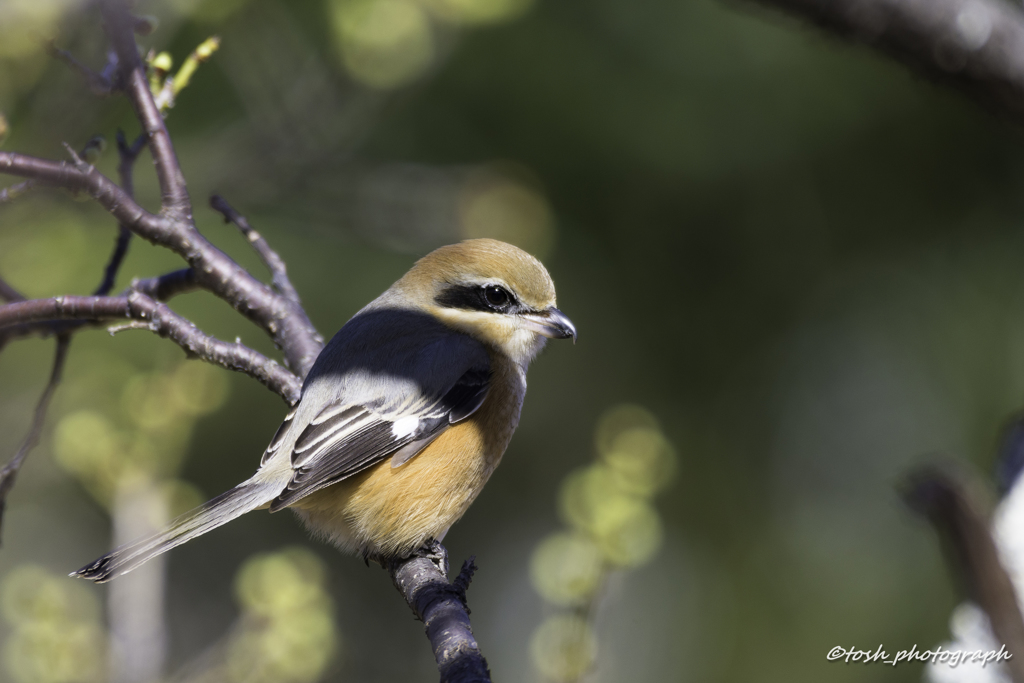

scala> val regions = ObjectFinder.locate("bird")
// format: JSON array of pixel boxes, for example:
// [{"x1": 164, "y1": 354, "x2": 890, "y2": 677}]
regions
[{"x1": 72, "y1": 238, "x2": 576, "y2": 582}]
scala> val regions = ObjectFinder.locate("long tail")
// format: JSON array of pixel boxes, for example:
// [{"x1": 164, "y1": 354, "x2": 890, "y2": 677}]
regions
[{"x1": 71, "y1": 479, "x2": 280, "y2": 583}]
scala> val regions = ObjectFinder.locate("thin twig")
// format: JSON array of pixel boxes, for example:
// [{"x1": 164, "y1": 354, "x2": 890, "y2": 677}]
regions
[
  {"x1": 210, "y1": 195, "x2": 304, "y2": 307},
  {"x1": 0, "y1": 294, "x2": 302, "y2": 403},
  {"x1": 0, "y1": 334, "x2": 71, "y2": 544},
  {"x1": 902, "y1": 463, "x2": 1024, "y2": 682},
  {"x1": 388, "y1": 546, "x2": 491, "y2": 683}
]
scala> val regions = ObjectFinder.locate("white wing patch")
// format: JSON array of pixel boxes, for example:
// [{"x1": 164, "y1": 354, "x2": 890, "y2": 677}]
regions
[{"x1": 391, "y1": 415, "x2": 420, "y2": 438}]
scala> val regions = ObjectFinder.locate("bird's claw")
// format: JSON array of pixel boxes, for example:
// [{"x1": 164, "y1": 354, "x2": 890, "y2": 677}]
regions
[{"x1": 416, "y1": 538, "x2": 449, "y2": 576}]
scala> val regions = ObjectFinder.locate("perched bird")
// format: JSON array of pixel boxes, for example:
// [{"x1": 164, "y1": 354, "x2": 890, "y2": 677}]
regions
[{"x1": 73, "y1": 238, "x2": 575, "y2": 582}]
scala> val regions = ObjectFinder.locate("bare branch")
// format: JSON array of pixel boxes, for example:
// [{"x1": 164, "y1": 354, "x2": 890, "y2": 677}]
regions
[
  {"x1": 388, "y1": 547, "x2": 491, "y2": 683},
  {"x1": 0, "y1": 334, "x2": 71, "y2": 543},
  {"x1": 210, "y1": 195, "x2": 304, "y2": 308},
  {"x1": 748, "y1": 0, "x2": 1024, "y2": 121},
  {"x1": 902, "y1": 463, "x2": 1024, "y2": 681},
  {"x1": 0, "y1": 294, "x2": 302, "y2": 403},
  {"x1": 99, "y1": 0, "x2": 191, "y2": 218}
]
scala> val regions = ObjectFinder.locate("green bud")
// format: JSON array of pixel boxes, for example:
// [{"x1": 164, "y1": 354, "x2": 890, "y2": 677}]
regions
[
  {"x1": 151, "y1": 51, "x2": 173, "y2": 74},
  {"x1": 195, "y1": 36, "x2": 221, "y2": 61}
]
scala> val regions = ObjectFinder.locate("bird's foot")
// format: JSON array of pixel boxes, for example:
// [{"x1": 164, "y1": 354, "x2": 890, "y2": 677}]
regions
[{"x1": 415, "y1": 538, "x2": 449, "y2": 576}]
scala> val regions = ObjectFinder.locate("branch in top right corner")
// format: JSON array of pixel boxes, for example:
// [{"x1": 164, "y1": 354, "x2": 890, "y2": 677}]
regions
[{"x1": 747, "y1": 0, "x2": 1024, "y2": 122}]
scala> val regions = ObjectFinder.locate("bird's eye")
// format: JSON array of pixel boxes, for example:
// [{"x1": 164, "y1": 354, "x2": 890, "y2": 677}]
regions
[{"x1": 483, "y1": 285, "x2": 511, "y2": 309}]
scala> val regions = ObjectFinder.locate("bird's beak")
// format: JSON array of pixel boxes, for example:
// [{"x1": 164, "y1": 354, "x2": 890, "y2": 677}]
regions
[{"x1": 522, "y1": 307, "x2": 577, "y2": 343}]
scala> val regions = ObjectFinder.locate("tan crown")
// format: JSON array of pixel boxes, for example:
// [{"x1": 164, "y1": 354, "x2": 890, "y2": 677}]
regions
[{"x1": 398, "y1": 239, "x2": 556, "y2": 311}]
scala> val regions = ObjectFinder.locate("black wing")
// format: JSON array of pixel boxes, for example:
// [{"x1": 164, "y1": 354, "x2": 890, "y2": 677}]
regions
[{"x1": 268, "y1": 365, "x2": 490, "y2": 511}]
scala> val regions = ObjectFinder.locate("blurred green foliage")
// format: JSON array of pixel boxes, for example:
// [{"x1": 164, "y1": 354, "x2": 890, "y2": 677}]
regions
[
  {"x1": 530, "y1": 404, "x2": 676, "y2": 681},
  {"x1": 0, "y1": 549, "x2": 338, "y2": 683},
  {"x1": 2, "y1": 0, "x2": 1024, "y2": 681},
  {"x1": 1, "y1": 566, "x2": 106, "y2": 683},
  {"x1": 53, "y1": 358, "x2": 226, "y2": 507},
  {"x1": 222, "y1": 548, "x2": 337, "y2": 683}
]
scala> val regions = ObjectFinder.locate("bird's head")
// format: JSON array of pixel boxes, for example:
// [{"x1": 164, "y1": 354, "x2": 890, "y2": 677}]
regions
[{"x1": 394, "y1": 239, "x2": 576, "y2": 368}]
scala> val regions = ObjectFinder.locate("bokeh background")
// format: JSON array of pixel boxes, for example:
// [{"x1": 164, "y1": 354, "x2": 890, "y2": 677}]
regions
[{"x1": 2, "y1": 0, "x2": 1024, "y2": 681}]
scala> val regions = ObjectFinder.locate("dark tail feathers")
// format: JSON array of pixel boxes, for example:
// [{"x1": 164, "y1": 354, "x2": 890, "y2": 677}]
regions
[{"x1": 71, "y1": 480, "x2": 278, "y2": 583}]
